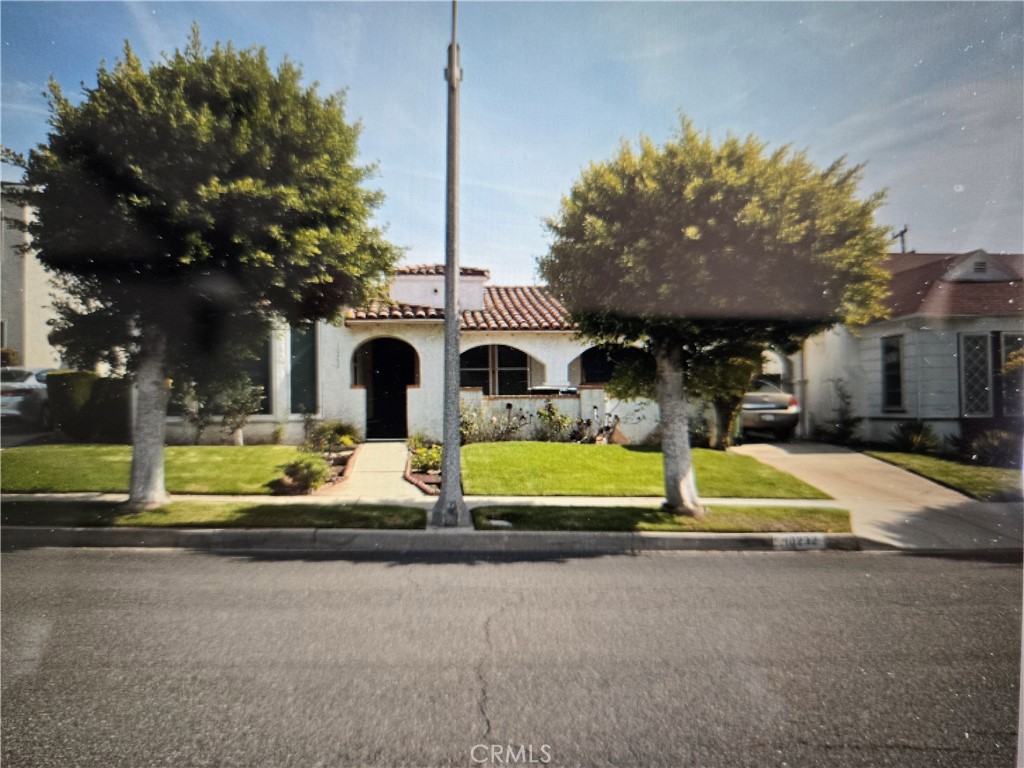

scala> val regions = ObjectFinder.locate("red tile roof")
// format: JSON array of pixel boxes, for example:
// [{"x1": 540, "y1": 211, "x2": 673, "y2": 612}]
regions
[
  {"x1": 884, "y1": 252, "x2": 1023, "y2": 319},
  {"x1": 346, "y1": 286, "x2": 575, "y2": 331},
  {"x1": 351, "y1": 252, "x2": 1022, "y2": 327},
  {"x1": 396, "y1": 264, "x2": 490, "y2": 278}
]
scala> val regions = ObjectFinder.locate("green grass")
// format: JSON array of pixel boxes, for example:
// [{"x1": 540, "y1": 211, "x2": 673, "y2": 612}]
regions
[
  {"x1": 473, "y1": 505, "x2": 851, "y2": 533},
  {"x1": 1, "y1": 500, "x2": 425, "y2": 529},
  {"x1": 461, "y1": 442, "x2": 829, "y2": 499},
  {"x1": 866, "y1": 451, "x2": 1023, "y2": 502},
  {"x1": 0, "y1": 445, "x2": 304, "y2": 495}
]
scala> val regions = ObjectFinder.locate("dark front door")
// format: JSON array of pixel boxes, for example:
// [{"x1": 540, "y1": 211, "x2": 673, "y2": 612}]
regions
[{"x1": 366, "y1": 338, "x2": 417, "y2": 439}]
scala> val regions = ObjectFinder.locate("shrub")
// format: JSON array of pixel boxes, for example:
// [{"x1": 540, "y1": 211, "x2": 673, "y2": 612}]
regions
[
  {"x1": 1, "y1": 348, "x2": 21, "y2": 366},
  {"x1": 89, "y1": 377, "x2": 132, "y2": 443},
  {"x1": 220, "y1": 382, "x2": 265, "y2": 445},
  {"x1": 303, "y1": 419, "x2": 359, "y2": 453},
  {"x1": 829, "y1": 379, "x2": 863, "y2": 445},
  {"x1": 888, "y1": 421, "x2": 940, "y2": 453},
  {"x1": 270, "y1": 423, "x2": 286, "y2": 445},
  {"x1": 46, "y1": 370, "x2": 100, "y2": 440},
  {"x1": 410, "y1": 444, "x2": 443, "y2": 472},
  {"x1": 281, "y1": 455, "x2": 331, "y2": 492},
  {"x1": 968, "y1": 430, "x2": 1023, "y2": 469},
  {"x1": 534, "y1": 400, "x2": 572, "y2": 442},
  {"x1": 407, "y1": 432, "x2": 439, "y2": 452},
  {"x1": 459, "y1": 402, "x2": 525, "y2": 443}
]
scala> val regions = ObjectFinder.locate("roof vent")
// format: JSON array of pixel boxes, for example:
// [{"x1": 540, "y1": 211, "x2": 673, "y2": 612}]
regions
[{"x1": 973, "y1": 260, "x2": 988, "y2": 274}]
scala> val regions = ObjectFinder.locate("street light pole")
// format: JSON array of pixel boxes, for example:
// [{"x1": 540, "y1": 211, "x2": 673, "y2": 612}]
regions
[{"x1": 431, "y1": 0, "x2": 470, "y2": 528}]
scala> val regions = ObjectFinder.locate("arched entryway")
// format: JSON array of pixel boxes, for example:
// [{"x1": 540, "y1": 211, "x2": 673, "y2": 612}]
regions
[{"x1": 353, "y1": 338, "x2": 419, "y2": 439}]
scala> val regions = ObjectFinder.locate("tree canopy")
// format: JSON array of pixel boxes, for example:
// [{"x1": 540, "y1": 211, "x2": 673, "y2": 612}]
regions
[
  {"x1": 540, "y1": 118, "x2": 890, "y2": 513},
  {"x1": 4, "y1": 27, "x2": 399, "y2": 504}
]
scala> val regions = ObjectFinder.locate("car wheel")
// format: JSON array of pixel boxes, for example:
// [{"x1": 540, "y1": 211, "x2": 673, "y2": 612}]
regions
[{"x1": 38, "y1": 404, "x2": 53, "y2": 431}]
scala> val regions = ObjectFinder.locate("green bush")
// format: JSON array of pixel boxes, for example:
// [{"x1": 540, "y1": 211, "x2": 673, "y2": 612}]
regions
[
  {"x1": 410, "y1": 444, "x2": 443, "y2": 472},
  {"x1": 282, "y1": 455, "x2": 331, "y2": 492},
  {"x1": 89, "y1": 377, "x2": 132, "y2": 443},
  {"x1": 534, "y1": 400, "x2": 572, "y2": 442},
  {"x1": 969, "y1": 430, "x2": 1022, "y2": 469},
  {"x1": 47, "y1": 371, "x2": 100, "y2": 440},
  {"x1": 407, "y1": 432, "x2": 439, "y2": 452},
  {"x1": 45, "y1": 371, "x2": 131, "y2": 443},
  {"x1": 1, "y1": 348, "x2": 21, "y2": 366},
  {"x1": 303, "y1": 419, "x2": 359, "y2": 453},
  {"x1": 888, "y1": 421, "x2": 940, "y2": 454}
]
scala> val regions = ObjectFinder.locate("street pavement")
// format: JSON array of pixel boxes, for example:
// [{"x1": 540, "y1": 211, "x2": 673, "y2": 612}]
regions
[{"x1": 2, "y1": 548, "x2": 1019, "y2": 767}]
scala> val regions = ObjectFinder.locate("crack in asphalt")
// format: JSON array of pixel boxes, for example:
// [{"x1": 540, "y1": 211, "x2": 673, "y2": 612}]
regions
[{"x1": 476, "y1": 604, "x2": 504, "y2": 741}]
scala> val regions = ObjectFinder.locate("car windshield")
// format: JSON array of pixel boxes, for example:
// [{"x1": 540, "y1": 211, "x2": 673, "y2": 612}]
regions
[{"x1": 1, "y1": 369, "x2": 32, "y2": 383}]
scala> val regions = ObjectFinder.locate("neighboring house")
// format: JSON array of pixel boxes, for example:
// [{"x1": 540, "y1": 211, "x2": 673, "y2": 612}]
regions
[
  {"x1": 1, "y1": 183, "x2": 62, "y2": 368},
  {"x1": 167, "y1": 265, "x2": 659, "y2": 444},
  {"x1": 798, "y1": 250, "x2": 1023, "y2": 443}
]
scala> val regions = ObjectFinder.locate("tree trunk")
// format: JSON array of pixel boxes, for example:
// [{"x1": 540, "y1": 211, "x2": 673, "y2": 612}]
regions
[
  {"x1": 232, "y1": 428, "x2": 244, "y2": 446},
  {"x1": 655, "y1": 344, "x2": 704, "y2": 517},
  {"x1": 128, "y1": 328, "x2": 170, "y2": 509}
]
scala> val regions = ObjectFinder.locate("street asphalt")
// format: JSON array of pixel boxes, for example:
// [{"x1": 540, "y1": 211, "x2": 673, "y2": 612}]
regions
[{"x1": 2, "y1": 548, "x2": 1020, "y2": 767}]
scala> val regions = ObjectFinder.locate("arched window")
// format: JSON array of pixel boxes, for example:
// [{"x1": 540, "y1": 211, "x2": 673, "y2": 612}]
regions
[{"x1": 460, "y1": 345, "x2": 531, "y2": 395}]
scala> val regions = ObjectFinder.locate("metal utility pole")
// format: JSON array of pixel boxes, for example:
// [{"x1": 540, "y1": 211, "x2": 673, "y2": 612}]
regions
[
  {"x1": 892, "y1": 225, "x2": 909, "y2": 254},
  {"x1": 431, "y1": 0, "x2": 470, "y2": 528}
]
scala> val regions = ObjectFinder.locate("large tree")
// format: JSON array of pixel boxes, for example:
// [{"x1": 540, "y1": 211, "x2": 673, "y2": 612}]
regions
[
  {"x1": 540, "y1": 118, "x2": 890, "y2": 515},
  {"x1": 5, "y1": 28, "x2": 398, "y2": 507}
]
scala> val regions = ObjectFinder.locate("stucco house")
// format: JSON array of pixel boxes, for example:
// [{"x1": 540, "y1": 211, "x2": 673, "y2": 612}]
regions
[
  {"x1": 168, "y1": 264, "x2": 659, "y2": 444},
  {"x1": 796, "y1": 250, "x2": 1023, "y2": 443},
  {"x1": 1, "y1": 183, "x2": 62, "y2": 368}
]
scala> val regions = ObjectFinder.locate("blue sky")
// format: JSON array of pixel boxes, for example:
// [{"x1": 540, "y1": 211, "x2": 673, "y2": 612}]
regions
[{"x1": 3, "y1": 1, "x2": 1022, "y2": 284}]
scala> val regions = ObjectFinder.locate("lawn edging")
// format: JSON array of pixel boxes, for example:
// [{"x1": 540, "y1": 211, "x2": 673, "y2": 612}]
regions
[{"x1": 1, "y1": 524, "x2": 867, "y2": 553}]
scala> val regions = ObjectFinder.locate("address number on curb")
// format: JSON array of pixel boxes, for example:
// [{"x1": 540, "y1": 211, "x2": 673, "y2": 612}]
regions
[{"x1": 773, "y1": 533, "x2": 827, "y2": 551}]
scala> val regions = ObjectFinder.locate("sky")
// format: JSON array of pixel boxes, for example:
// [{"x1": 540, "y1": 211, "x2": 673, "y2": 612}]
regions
[{"x1": 2, "y1": 1, "x2": 1022, "y2": 285}]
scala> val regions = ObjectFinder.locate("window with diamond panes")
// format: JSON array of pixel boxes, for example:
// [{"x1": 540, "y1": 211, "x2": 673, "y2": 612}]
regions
[
  {"x1": 960, "y1": 334, "x2": 992, "y2": 416},
  {"x1": 1002, "y1": 333, "x2": 1024, "y2": 417}
]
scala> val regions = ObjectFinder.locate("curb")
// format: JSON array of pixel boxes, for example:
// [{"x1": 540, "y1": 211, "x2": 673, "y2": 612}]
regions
[{"x1": 1, "y1": 526, "x2": 868, "y2": 554}]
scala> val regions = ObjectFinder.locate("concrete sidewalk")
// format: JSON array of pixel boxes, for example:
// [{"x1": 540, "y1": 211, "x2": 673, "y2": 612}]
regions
[{"x1": 731, "y1": 442, "x2": 1023, "y2": 552}]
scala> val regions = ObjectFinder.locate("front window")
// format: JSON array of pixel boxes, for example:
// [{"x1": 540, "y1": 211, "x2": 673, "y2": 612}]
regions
[
  {"x1": 881, "y1": 336, "x2": 903, "y2": 411},
  {"x1": 960, "y1": 334, "x2": 992, "y2": 417},
  {"x1": 290, "y1": 325, "x2": 318, "y2": 414},
  {"x1": 241, "y1": 336, "x2": 273, "y2": 415},
  {"x1": 460, "y1": 345, "x2": 531, "y2": 395},
  {"x1": 1001, "y1": 333, "x2": 1023, "y2": 417}
]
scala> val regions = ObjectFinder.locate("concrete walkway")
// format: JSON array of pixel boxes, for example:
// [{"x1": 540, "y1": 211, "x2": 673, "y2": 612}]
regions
[
  {"x1": 731, "y1": 442, "x2": 1022, "y2": 551},
  {"x1": 315, "y1": 441, "x2": 428, "y2": 504}
]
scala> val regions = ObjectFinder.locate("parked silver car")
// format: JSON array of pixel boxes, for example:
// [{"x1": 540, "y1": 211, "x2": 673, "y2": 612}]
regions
[
  {"x1": 741, "y1": 381, "x2": 799, "y2": 440},
  {"x1": 1, "y1": 367, "x2": 54, "y2": 428}
]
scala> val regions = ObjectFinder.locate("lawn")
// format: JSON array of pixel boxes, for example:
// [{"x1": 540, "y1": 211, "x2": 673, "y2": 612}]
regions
[
  {"x1": 473, "y1": 505, "x2": 851, "y2": 533},
  {"x1": 461, "y1": 442, "x2": 829, "y2": 499},
  {"x1": 1, "y1": 500, "x2": 426, "y2": 529},
  {"x1": 0, "y1": 445, "x2": 303, "y2": 495},
  {"x1": 866, "y1": 451, "x2": 1023, "y2": 502}
]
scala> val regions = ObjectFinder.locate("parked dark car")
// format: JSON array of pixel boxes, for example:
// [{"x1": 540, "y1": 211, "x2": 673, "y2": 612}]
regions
[
  {"x1": 1, "y1": 367, "x2": 55, "y2": 429},
  {"x1": 741, "y1": 381, "x2": 799, "y2": 440}
]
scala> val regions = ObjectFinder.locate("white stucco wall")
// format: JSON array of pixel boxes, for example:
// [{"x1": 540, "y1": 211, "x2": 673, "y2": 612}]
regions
[
  {"x1": 388, "y1": 272, "x2": 487, "y2": 312},
  {"x1": 1, "y1": 190, "x2": 62, "y2": 368}
]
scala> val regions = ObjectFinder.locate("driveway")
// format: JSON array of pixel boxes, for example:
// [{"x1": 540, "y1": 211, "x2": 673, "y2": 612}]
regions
[{"x1": 731, "y1": 442, "x2": 1023, "y2": 551}]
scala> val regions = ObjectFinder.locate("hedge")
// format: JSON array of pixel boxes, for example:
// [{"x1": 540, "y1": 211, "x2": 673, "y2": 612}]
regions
[{"x1": 46, "y1": 371, "x2": 131, "y2": 443}]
